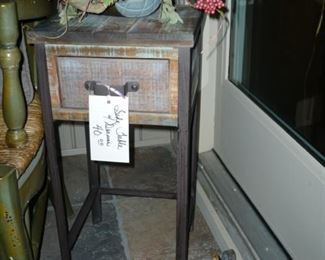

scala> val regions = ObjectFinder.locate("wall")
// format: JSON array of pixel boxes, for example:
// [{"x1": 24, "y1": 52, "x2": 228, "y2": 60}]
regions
[
  {"x1": 59, "y1": 123, "x2": 172, "y2": 156},
  {"x1": 199, "y1": 17, "x2": 219, "y2": 152}
]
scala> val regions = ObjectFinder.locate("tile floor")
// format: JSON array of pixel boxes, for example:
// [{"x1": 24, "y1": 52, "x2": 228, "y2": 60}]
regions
[{"x1": 40, "y1": 145, "x2": 218, "y2": 259}]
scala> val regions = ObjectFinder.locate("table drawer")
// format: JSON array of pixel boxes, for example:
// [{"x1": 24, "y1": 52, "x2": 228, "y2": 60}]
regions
[{"x1": 45, "y1": 45, "x2": 179, "y2": 126}]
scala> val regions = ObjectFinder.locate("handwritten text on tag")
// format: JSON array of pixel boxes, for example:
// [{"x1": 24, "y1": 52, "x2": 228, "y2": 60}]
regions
[{"x1": 89, "y1": 95, "x2": 129, "y2": 163}]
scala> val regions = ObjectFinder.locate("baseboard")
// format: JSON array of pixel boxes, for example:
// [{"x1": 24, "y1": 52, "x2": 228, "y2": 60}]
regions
[
  {"x1": 61, "y1": 148, "x2": 87, "y2": 157},
  {"x1": 133, "y1": 138, "x2": 170, "y2": 148},
  {"x1": 60, "y1": 140, "x2": 171, "y2": 157}
]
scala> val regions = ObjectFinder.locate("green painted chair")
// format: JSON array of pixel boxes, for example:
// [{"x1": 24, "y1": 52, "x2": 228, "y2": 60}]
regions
[{"x1": 0, "y1": 0, "x2": 56, "y2": 259}]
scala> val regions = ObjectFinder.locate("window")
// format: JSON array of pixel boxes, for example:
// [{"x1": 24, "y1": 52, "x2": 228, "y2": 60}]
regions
[{"x1": 229, "y1": 0, "x2": 325, "y2": 164}]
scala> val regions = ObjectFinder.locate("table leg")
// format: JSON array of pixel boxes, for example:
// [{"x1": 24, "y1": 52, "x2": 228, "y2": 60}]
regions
[
  {"x1": 176, "y1": 47, "x2": 192, "y2": 260},
  {"x1": 85, "y1": 123, "x2": 102, "y2": 224},
  {"x1": 176, "y1": 128, "x2": 191, "y2": 260},
  {"x1": 36, "y1": 44, "x2": 71, "y2": 260},
  {"x1": 189, "y1": 93, "x2": 201, "y2": 232},
  {"x1": 176, "y1": 111, "x2": 199, "y2": 260}
]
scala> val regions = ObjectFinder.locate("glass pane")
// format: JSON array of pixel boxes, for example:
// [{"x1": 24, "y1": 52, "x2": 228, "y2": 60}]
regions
[{"x1": 229, "y1": 0, "x2": 325, "y2": 164}]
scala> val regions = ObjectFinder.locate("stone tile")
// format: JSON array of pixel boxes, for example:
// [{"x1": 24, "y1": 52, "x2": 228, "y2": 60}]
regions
[
  {"x1": 61, "y1": 154, "x2": 111, "y2": 205},
  {"x1": 40, "y1": 209, "x2": 61, "y2": 260},
  {"x1": 40, "y1": 202, "x2": 126, "y2": 260},
  {"x1": 108, "y1": 145, "x2": 176, "y2": 193},
  {"x1": 117, "y1": 198, "x2": 176, "y2": 259},
  {"x1": 117, "y1": 197, "x2": 218, "y2": 260},
  {"x1": 72, "y1": 202, "x2": 126, "y2": 260},
  {"x1": 41, "y1": 147, "x2": 218, "y2": 259},
  {"x1": 188, "y1": 210, "x2": 220, "y2": 260}
]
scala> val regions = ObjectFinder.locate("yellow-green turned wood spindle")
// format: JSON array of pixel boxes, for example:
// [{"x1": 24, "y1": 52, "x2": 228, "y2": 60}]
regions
[{"x1": 0, "y1": 0, "x2": 27, "y2": 148}]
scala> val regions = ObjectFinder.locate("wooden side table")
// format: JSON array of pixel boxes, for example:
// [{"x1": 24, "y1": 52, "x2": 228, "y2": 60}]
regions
[{"x1": 27, "y1": 7, "x2": 203, "y2": 259}]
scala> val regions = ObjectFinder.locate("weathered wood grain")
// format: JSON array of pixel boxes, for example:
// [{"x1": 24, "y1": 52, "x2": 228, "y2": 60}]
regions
[
  {"x1": 57, "y1": 57, "x2": 170, "y2": 112},
  {"x1": 45, "y1": 44, "x2": 179, "y2": 125},
  {"x1": 26, "y1": 7, "x2": 203, "y2": 47}
]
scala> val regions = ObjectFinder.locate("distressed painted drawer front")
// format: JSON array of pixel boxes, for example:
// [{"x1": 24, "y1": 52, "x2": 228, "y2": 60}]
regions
[
  {"x1": 57, "y1": 57, "x2": 170, "y2": 112},
  {"x1": 46, "y1": 44, "x2": 179, "y2": 126}
]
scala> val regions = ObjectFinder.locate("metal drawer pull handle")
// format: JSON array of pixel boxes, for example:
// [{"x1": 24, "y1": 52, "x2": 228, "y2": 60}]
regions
[{"x1": 85, "y1": 81, "x2": 139, "y2": 97}]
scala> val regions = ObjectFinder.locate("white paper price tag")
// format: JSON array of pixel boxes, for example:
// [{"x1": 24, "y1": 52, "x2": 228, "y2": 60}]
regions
[{"x1": 89, "y1": 95, "x2": 129, "y2": 163}]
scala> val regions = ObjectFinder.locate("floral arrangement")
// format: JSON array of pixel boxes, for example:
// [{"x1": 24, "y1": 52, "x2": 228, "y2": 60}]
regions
[
  {"x1": 190, "y1": 0, "x2": 225, "y2": 15},
  {"x1": 59, "y1": 0, "x2": 226, "y2": 25},
  {"x1": 159, "y1": 0, "x2": 226, "y2": 23}
]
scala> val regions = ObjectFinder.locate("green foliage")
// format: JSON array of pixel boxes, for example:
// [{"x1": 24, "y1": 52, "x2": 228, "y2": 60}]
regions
[
  {"x1": 103, "y1": 0, "x2": 117, "y2": 6},
  {"x1": 160, "y1": 0, "x2": 183, "y2": 24},
  {"x1": 59, "y1": 4, "x2": 78, "y2": 25}
]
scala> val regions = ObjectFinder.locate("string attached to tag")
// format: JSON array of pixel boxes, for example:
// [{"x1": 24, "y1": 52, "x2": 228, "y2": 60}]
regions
[
  {"x1": 99, "y1": 83, "x2": 125, "y2": 104},
  {"x1": 100, "y1": 83, "x2": 125, "y2": 97}
]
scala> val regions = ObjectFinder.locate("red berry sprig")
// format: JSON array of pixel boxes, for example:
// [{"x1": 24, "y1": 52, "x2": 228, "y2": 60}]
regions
[{"x1": 194, "y1": 0, "x2": 225, "y2": 14}]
